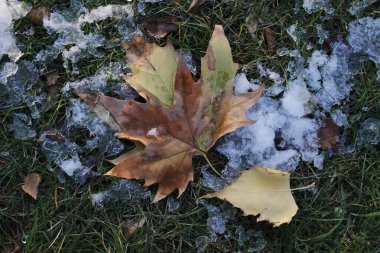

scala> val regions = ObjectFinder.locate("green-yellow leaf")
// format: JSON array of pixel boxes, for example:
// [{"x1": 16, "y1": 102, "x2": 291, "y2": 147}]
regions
[
  {"x1": 204, "y1": 165, "x2": 298, "y2": 227},
  {"x1": 124, "y1": 37, "x2": 177, "y2": 106},
  {"x1": 200, "y1": 25, "x2": 238, "y2": 99},
  {"x1": 196, "y1": 25, "x2": 263, "y2": 150}
]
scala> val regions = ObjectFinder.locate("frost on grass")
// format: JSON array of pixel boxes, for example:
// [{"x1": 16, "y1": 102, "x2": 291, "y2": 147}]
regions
[
  {"x1": 218, "y1": 17, "x2": 380, "y2": 177},
  {"x1": 0, "y1": 2, "x2": 138, "y2": 183},
  {"x1": 178, "y1": 49, "x2": 197, "y2": 75},
  {"x1": 0, "y1": 0, "x2": 30, "y2": 62},
  {"x1": 40, "y1": 1, "x2": 135, "y2": 73},
  {"x1": 302, "y1": 0, "x2": 335, "y2": 14},
  {"x1": 40, "y1": 99, "x2": 125, "y2": 183},
  {"x1": 316, "y1": 24, "x2": 329, "y2": 44},
  {"x1": 286, "y1": 22, "x2": 306, "y2": 44},
  {"x1": 357, "y1": 118, "x2": 380, "y2": 144},
  {"x1": 167, "y1": 195, "x2": 180, "y2": 212},
  {"x1": 0, "y1": 61, "x2": 46, "y2": 119},
  {"x1": 331, "y1": 110, "x2": 349, "y2": 127},
  {"x1": 201, "y1": 167, "x2": 227, "y2": 191},
  {"x1": 91, "y1": 179, "x2": 150, "y2": 207},
  {"x1": 348, "y1": 17, "x2": 380, "y2": 79},
  {"x1": 348, "y1": 0, "x2": 378, "y2": 16},
  {"x1": 62, "y1": 61, "x2": 136, "y2": 100},
  {"x1": 196, "y1": 199, "x2": 266, "y2": 252},
  {"x1": 8, "y1": 113, "x2": 36, "y2": 140}
]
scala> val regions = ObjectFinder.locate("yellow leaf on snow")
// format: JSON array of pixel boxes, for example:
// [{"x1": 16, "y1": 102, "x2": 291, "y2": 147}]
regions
[
  {"x1": 22, "y1": 173, "x2": 41, "y2": 200},
  {"x1": 204, "y1": 166, "x2": 298, "y2": 227}
]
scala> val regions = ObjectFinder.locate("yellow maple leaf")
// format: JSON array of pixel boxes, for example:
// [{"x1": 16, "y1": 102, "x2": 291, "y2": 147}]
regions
[{"x1": 204, "y1": 166, "x2": 298, "y2": 226}]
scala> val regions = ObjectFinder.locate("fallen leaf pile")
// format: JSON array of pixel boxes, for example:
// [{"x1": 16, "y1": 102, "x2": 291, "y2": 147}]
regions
[{"x1": 80, "y1": 25, "x2": 298, "y2": 225}]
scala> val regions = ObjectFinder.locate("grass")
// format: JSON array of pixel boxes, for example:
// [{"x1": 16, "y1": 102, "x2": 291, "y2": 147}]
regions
[{"x1": 1, "y1": 0, "x2": 380, "y2": 252}]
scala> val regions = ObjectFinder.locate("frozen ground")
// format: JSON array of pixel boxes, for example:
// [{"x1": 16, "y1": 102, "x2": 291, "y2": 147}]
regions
[
  {"x1": 1, "y1": 0, "x2": 379, "y2": 251},
  {"x1": 217, "y1": 16, "x2": 380, "y2": 183}
]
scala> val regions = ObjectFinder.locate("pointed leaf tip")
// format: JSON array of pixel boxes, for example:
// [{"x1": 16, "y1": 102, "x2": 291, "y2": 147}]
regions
[{"x1": 124, "y1": 37, "x2": 177, "y2": 106}]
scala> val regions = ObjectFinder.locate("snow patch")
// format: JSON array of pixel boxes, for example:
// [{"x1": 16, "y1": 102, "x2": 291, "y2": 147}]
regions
[
  {"x1": 303, "y1": 0, "x2": 335, "y2": 14},
  {"x1": 0, "y1": 0, "x2": 30, "y2": 62}
]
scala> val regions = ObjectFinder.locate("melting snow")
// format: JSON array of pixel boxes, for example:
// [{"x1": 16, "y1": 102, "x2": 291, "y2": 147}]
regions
[
  {"x1": 348, "y1": 0, "x2": 378, "y2": 16},
  {"x1": 0, "y1": 0, "x2": 30, "y2": 62},
  {"x1": 42, "y1": 3, "x2": 134, "y2": 73},
  {"x1": 303, "y1": 0, "x2": 335, "y2": 14},
  {"x1": 286, "y1": 22, "x2": 306, "y2": 44},
  {"x1": 167, "y1": 195, "x2": 180, "y2": 212},
  {"x1": 316, "y1": 23, "x2": 329, "y2": 44},
  {"x1": 348, "y1": 17, "x2": 380, "y2": 79},
  {"x1": 40, "y1": 99, "x2": 125, "y2": 183},
  {"x1": 357, "y1": 118, "x2": 380, "y2": 144},
  {"x1": 91, "y1": 179, "x2": 151, "y2": 207},
  {"x1": 8, "y1": 113, "x2": 36, "y2": 140},
  {"x1": 218, "y1": 17, "x2": 380, "y2": 176},
  {"x1": 201, "y1": 167, "x2": 227, "y2": 191}
]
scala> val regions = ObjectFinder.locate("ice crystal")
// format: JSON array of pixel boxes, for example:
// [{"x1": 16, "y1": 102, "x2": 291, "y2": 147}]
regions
[
  {"x1": 303, "y1": 0, "x2": 335, "y2": 14},
  {"x1": 8, "y1": 113, "x2": 36, "y2": 140},
  {"x1": 91, "y1": 179, "x2": 151, "y2": 207},
  {"x1": 0, "y1": 0, "x2": 30, "y2": 62},
  {"x1": 357, "y1": 118, "x2": 380, "y2": 144},
  {"x1": 348, "y1": 17, "x2": 380, "y2": 79},
  {"x1": 348, "y1": 0, "x2": 378, "y2": 16}
]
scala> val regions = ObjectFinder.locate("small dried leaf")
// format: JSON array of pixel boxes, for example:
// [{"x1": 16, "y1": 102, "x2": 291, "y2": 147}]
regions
[
  {"x1": 46, "y1": 70, "x2": 59, "y2": 86},
  {"x1": 188, "y1": 0, "x2": 206, "y2": 12},
  {"x1": 27, "y1": 7, "x2": 49, "y2": 25},
  {"x1": 143, "y1": 17, "x2": 178, "y2": 39},
  {"x1": 247, "y1": 17, "x2": 258, "y2": 39},
  {"x1": 318, "y1": 118, "x2": 339, "y2": 149},
  {"x1": 125, "y1": 217, "x2": 147, "y2": 238},
  {"x1": 204, "y1": 166, "x2": 298, "y2": 227},
  {"x1": 263, "y1": 26, "x2": 275, "y2": 54},
  {"x1": 0, "y1": 244, "x2": 21, "y2": 253},
  {"x1": 45, "y1": 70, "x2": 60, "y2": 111},
  {"x1": 22, "y1": 173, "x2": 41, "y2": 200}
]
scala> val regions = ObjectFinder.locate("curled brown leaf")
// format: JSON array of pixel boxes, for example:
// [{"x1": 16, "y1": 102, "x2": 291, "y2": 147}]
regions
[
  {"x1": 263, "y1": 26, "x2": 275, "y2": 54},
  {"x1": 143, "y1": 17, "x2": 178, "y2": 39}
]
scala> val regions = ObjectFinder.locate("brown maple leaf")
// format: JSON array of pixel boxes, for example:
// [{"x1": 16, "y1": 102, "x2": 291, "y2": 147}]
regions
[
  {"x1": 79, "y1": 26, "x2": 263, "y2": 201},
  {"x1": 80, "y1": 57, "x2": 207, "y2": 201}
]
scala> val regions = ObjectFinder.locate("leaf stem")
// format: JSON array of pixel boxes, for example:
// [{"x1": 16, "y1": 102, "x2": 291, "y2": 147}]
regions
[
  {"x1": 291, "y1": 182, "x2": 316, "y2": 191},
  {"x1": 198, "y1": 151, "x2": 222, "y2": 177}
]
